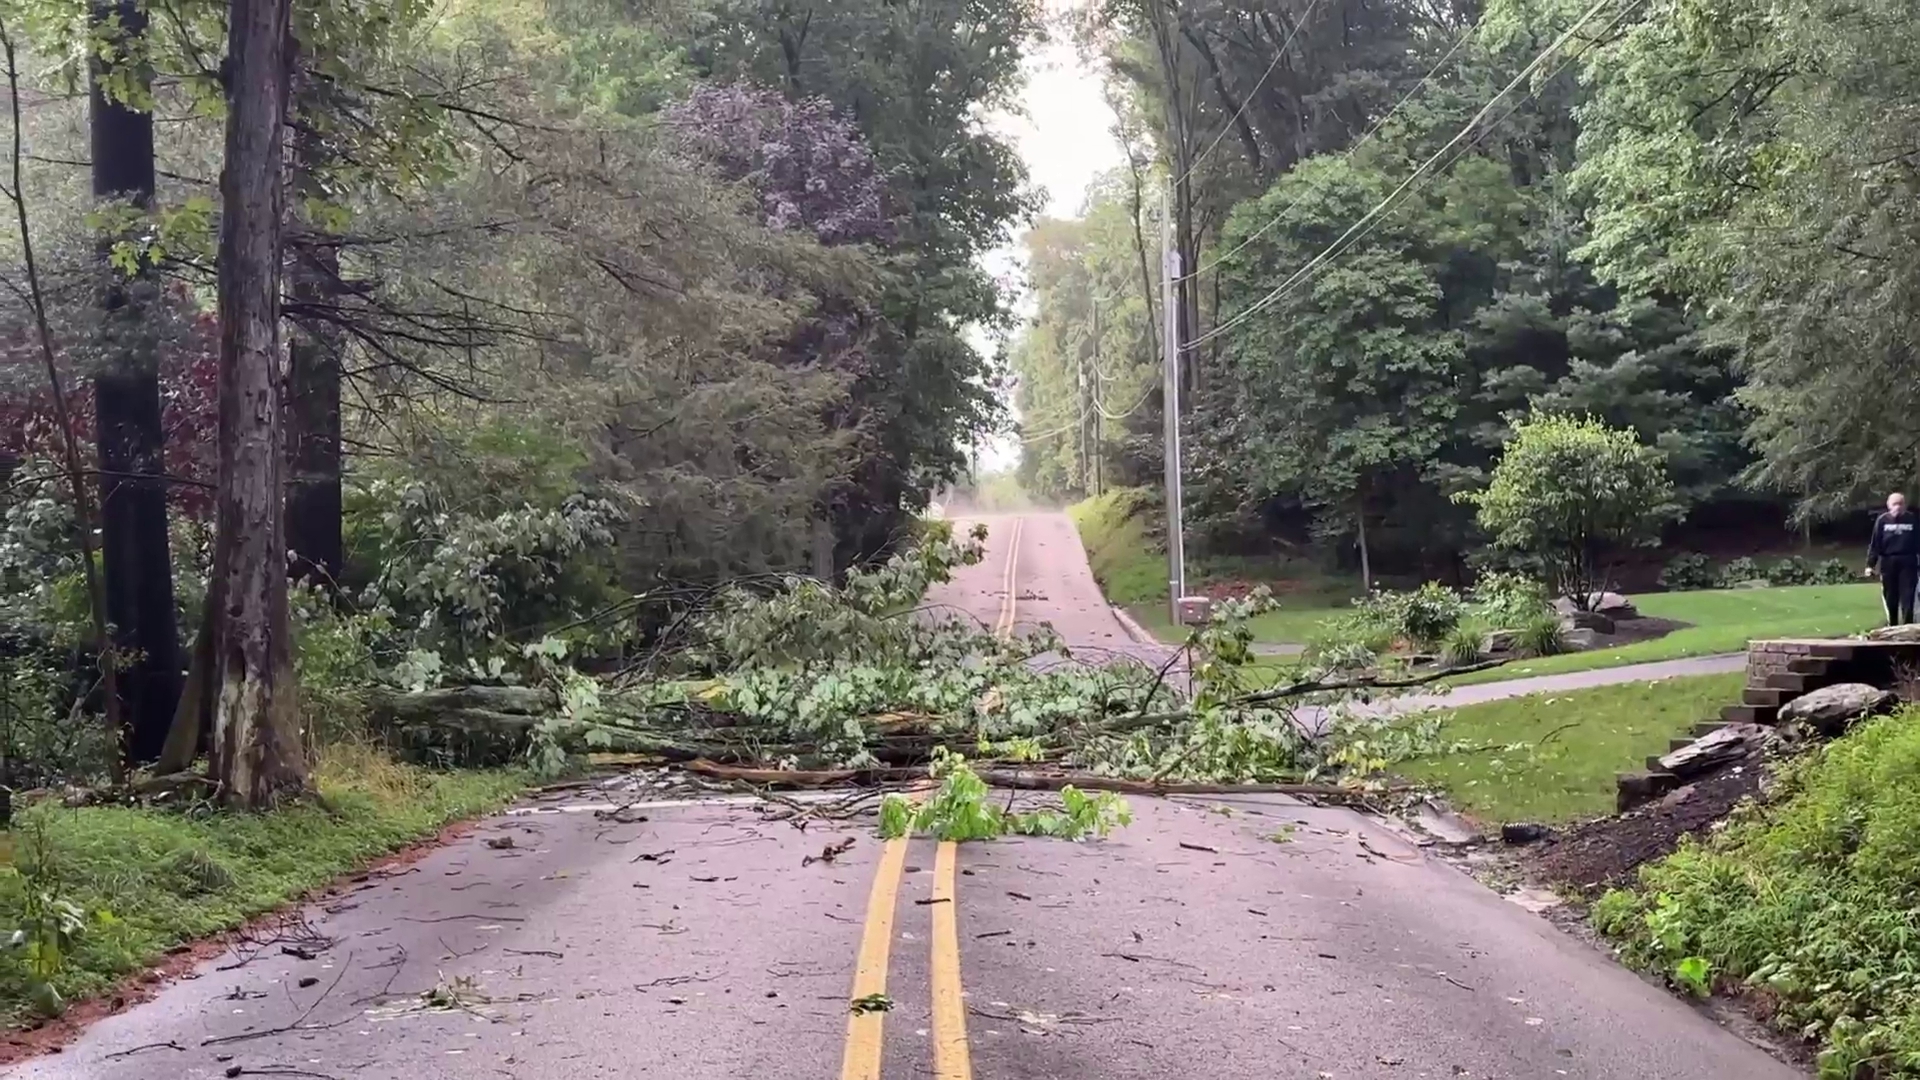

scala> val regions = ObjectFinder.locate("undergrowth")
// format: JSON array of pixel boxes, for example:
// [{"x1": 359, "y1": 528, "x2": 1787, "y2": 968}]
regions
[
  {"x1": 1592, "y1": 709, "x2": 1920, "y2": 1078},
  {"x1": 0, "y1": 745, "x2": 524, "y2": 1025}
]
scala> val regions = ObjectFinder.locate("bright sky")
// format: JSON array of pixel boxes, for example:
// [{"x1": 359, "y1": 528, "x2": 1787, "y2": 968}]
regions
[{"x1": 969, "y1": 6, "x2": 1124, "y2": 475}]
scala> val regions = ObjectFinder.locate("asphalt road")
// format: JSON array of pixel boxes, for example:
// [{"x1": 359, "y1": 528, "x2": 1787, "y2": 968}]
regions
[{"x1": 7, "y1": 513, "x2": 1798, "y2": 1080}]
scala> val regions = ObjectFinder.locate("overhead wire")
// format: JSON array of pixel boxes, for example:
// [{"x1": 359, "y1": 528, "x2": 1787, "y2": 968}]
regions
[
  {"x1": 1181, "y1": 16, "x2": 1483, "y2": 283},
  {"x1": 1185, "y1": 0, "x2": 1643, "y2": 354},
  {"x1": 1171, "y1": 0, "x2": 1328, "y2": 189}
]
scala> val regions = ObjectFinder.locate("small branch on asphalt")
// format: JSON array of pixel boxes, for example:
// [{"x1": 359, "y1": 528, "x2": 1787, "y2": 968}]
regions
[
  {"x1": 202, "y1": 951, "x2": 356, "y2": 1047},
  {"x1": 102, "y1": 1039, "x2": 187, "y2": 1059}
]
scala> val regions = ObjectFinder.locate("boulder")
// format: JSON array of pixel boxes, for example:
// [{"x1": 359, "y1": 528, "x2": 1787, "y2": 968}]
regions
[
  {"x1": 1589, "y1": 591, "x2": 1640, "y2": 619},
  {"x1": 1864, "y1": 624, "x2": 1920, "y2": 643},
  {"x1": 1561, "y1": 628, "x2": 1603, "y2": 651},
  {"x1": 1484, "y1": 629, "x2": 1521, "y2": 654},
  {"x1": 1562, "y1": 610, "x2": 1616, "y2": 634},
  {"x1": 1776, "y1": 683, "x2": 1898, "y2": 737},
  {"x1": 1656, "y1": 722, "x2": 1774, "y2": 779}
]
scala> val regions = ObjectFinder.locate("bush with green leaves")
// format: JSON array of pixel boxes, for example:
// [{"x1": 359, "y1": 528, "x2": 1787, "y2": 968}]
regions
[
  {"x1": 1459, "y1": 415, "x2": 1680, "y2": 609},
  {"x1": 1440, "y1": 620, "x2": 1487, "y2": 667},
  {"x1": 1513, "y1": 612, "x2": 1566, "y2": 657},
  {"x1": 1658, "y1": 553, "x2": 1715, "y2": 591},
  {"x1": 1592, "y1": 710, "x2": 1920, "y2": 1078},
  {"x1": 1371, "y1": 582, "x2": 1467, "y2": 651},
  {"x1": 1767, "y1": 555, "x2": 1815, "y2": 586},
  {"x1": 1716, "y1": 556, "x2": 1764, "y2": 588},
  {"x1": 1468, "y1": 569, "x2": 1553, "y2": 629},
  {"x1": 1814, "y1": 558, "x2": 1854, "y2": 585}
]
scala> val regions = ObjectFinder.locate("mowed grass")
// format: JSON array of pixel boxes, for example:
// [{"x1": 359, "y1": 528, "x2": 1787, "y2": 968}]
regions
[
  {"x1": 0, "y1": 746, "x2": 525, "y2": 1026},
  {"x1": 1396, "y1": 672, "x2": 1746, "y2": 824},
  {"x1": 1448, "y1": 583, "x2": 1882, "y2": 685},
  {"x1": 1070, "y1": 488, "x2": 1361, "y2": 641}
]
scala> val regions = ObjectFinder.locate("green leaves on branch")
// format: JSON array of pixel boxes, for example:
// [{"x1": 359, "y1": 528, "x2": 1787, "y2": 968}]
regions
[{"x1": 877, "y1": 750, "x2": 1132, "y2": 842}]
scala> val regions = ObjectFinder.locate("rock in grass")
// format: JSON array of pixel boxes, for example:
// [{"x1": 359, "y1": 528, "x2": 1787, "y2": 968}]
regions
[
  {"x1": 1777, "y1": 683, "x2": 1898, "y2": 737},
  {"x1": 1500, "y1": 822, "x2": 1551, "y2": 845}
]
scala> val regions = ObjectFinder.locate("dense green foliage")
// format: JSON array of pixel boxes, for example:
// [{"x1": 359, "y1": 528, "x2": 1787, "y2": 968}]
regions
[
  {"x1": 1595, "y1": 711, "x2": 1920, "y2": 1077},
  {"x1": 1009, "y1": 0, "x2": 1874, "y2": 580}
]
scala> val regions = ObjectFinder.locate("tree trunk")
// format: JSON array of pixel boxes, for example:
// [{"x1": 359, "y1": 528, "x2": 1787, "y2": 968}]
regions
[
  {"x1": 90, "y1": 0, "x2": 181, "y2": 763},
  {"x1": 1356, "y1": 501, "x2": 1372, "y2": 593},
  {"x1": 210, "y1": 0, "x2": 305, "y2": 808},
  {"x1": 285, "y1": 247, "x2": 342, "y2": 588},
  {"x1": 285, "y1": 62, "x2": 344, "y2": 590}
]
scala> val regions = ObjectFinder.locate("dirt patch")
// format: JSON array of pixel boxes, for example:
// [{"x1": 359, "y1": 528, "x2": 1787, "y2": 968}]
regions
[
  {"x1": 0, "y1": 813, "x2": 493, "y2": 1066},
  {"x1": 1527, "y1": 759, "x2": 1764, "y2": 894}
]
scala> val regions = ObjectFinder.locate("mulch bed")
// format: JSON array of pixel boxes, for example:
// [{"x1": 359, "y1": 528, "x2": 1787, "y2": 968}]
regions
[{"x1": 1527, "y1": 759, "x2": 1764, "y2": 894}]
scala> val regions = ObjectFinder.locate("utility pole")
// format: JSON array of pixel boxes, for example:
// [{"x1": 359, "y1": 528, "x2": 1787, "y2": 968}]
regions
[
  {"x1": 1160, "y1": 182, "x2": 1189, "y2": 626},
  {"x1": 1090, "y1": 296, "x2": 1102, "y2": 498}
]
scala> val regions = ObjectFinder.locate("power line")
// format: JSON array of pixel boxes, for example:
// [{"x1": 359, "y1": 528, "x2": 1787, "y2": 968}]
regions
[
  {"x1": 1172, "y1": 0, "x2": 1328, "y2": 189},
  {"x1": 1186, "y1": 0, "x2": 1641, "y2": 353},
  {"x1": 1181, "y1": 17, "x2": 1482, "y2": 283}
]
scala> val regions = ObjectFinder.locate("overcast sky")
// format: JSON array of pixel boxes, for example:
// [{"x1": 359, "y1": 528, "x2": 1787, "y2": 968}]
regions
[{"x1": 971, "y1": 9, "x2": 1124, "y2": 475}]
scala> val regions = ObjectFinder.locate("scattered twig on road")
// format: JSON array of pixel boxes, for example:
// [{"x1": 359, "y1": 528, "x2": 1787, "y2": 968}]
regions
[
  {"x1": 102, "y1": 1039, "x2": 187, "y2": 1059},
  {"x1": 1177, "y1": 842, "x2": 1218, "y2": 853},
  {"x1": 397, "y1": 914, "x2": 527, "y2": 924},
  {"x1": 1100, "y1": 952, "x2": 1200, "y2": 970},
  {"x1": 504, "y1": 948, "x2": 565, "y2": 959},
  {"x1": 202, "y1": 951, "x2": 357, "y2": 1047}
]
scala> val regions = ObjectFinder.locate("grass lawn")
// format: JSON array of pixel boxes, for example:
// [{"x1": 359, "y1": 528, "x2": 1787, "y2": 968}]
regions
[
  {"x1": 1395, "y1": 672, "x2": 1746, "y2": 824},
  {"x1": 0, "y1": 745, "x2": 526, "y2": 1025},
  {"x1": 1448, "y1": 583, "x2": 1882, "y2": 686}
]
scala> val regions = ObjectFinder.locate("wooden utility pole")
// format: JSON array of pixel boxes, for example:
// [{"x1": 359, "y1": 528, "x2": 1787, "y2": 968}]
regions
[
  {"x1": 1090, "y1": 296, "x2": 1102, "y2": 498},
  {"x1": 1160, "y1": 181, "x2": 1187, "y2": 624}
]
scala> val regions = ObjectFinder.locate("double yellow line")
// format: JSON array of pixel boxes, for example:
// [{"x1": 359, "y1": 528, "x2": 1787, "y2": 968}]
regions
[{"x1": 839, "y1": 517, "x2": 1021, "y2": 1080}]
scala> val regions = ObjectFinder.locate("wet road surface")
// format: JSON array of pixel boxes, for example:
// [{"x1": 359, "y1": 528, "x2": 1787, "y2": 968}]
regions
[{"x1": 7, "y1": 514, "x2": 1799, "y2": 1080}]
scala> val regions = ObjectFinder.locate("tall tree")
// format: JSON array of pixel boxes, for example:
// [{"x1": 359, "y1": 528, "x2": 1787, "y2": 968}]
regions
[
  {"x1": 210, "y1": 0, "x2": 305, "y2": 806},
  {"x1": 90, "y1": 0, "x2": 183, "y2": 761}
]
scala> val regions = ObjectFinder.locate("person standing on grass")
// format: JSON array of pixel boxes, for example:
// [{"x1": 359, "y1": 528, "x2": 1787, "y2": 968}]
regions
[{"x1": 1866, "y1": 491, "x2": 1920, "y2": 625}]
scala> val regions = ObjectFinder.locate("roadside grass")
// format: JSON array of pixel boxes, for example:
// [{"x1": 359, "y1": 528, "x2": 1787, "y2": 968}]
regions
[
  {"x1": 1591, "y1": 708, "x2": 1920, "y2": 1076},
  {"x1": 1447, "y1": 583, "x2": 1881, "y2": 685},
  {"x1": 1070, "y1": 488, "x2": 1361, "y2": 639},
  {"x1": 0, "y1": 744, "x2": 525, "y2": 1026},
  {"x1": 1394, "y1": 673, "x2": 1746, "y2": 824}
]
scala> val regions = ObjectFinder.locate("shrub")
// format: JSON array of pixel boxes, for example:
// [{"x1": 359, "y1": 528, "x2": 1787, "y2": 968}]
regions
[
  {"x1": 1766, "y1": 555, "x2": 1815, "y2": 586},
  {"x1": 1814, "y1": 558, "x2": 1854, "y2": 585},
  {"x1": 1440, "y1": 620, "x2": 1487, "y2": 668},
  {"x1": 1513, "y1": 612, "x2": 1566, "y2": 657},
  {"x1": 1657, "y1": 553, "x2": 1715, "y2": 591},
  {"x1": 1305, "y1": 612, "x2": 1392, "y2": 669},
  {"x1": 1355, "y1": 582, "x2": 1466, "y2": 651},
  {"x1": 1469, "y1": 570, "x2": 1552, "y2": 628},
  {"x1": 1716, "y1": 556, "x2": 1764, "y2": 588}
]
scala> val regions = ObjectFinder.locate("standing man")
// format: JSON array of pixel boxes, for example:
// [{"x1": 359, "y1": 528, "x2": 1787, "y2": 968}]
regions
[{"x1": 1867, "y1": 491, "x2": 1920, "y2": 625}]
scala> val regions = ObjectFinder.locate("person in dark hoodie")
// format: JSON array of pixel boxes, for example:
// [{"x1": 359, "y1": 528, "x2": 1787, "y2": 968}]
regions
[{"x1": 1866, "y1": 491, "x2": 1920, "y2": 625}]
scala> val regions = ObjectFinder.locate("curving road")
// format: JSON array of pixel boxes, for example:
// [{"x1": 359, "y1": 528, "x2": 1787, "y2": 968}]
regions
[{"x1": 6, "y1": 513, "x2": 1796, "y2": 1080}]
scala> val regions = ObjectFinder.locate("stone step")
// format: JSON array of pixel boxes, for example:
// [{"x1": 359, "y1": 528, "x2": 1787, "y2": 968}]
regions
[
  {"x1": 1691, "y1": 720, "x2": 1731, "y2": 738},
  {"x1": 1788, "y1": 657, "x2": 1833, "y2": 676},
  {"x1": 1722, "y1": 704, "x2": 1778, "y2": 725},
  {"x1": 1669, "y1": 737, "x2": 1696, "y2": 753},
  {"x1": 1763, "y1": 672, "x2": 1816, "y2": 693},
  {"x1": 1743, "y1": 687, "x2": 1788, "y2": 707},
  {"x1": 1617, "y1": 769, "x2": 1681, "y2": 813}
]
